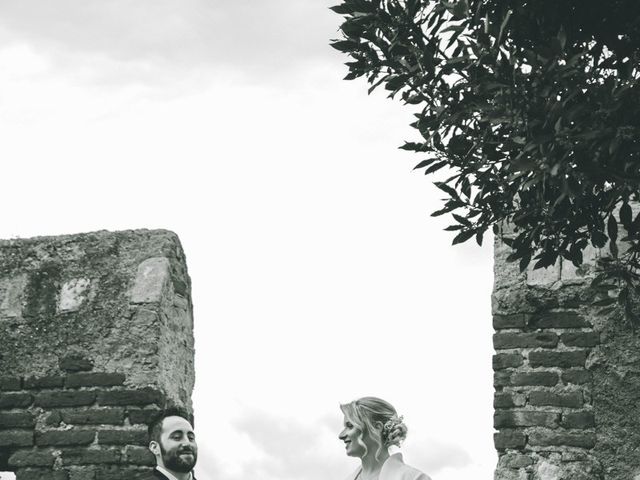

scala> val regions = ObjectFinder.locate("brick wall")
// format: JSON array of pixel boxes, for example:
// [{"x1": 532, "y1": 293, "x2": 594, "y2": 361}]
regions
[
  {"x1": 0, "y1": 230, "x2": 195, "y2": 479},
  {"x1": 493, "y1": 223, "x2": 640, "y2": 480}
]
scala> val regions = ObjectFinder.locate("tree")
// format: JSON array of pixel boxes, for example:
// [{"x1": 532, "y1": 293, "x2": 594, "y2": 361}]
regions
[{"x1": 330, "y1": 0, "x2": 640, "y2": 322}]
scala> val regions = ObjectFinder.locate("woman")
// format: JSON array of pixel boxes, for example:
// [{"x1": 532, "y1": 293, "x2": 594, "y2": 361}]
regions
[{"x1": 339, "y1": 397, "x2": 432, "y2": 480}]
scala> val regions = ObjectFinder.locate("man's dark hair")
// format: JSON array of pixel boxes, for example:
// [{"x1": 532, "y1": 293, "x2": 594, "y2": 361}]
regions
[{"x1": 148, "y1": 406, "x2": 194, "y2": 444}]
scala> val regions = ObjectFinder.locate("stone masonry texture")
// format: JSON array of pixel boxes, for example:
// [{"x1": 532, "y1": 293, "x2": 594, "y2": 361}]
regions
[
  {"x1": 493, "y1": 217, "x2": 640, "y2": 480},
  {"x1": 0, "y1": 229, "x2": 195, "y2": 478}
]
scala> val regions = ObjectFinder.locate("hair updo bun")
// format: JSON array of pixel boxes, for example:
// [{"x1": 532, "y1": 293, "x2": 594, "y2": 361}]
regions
[
  {"x1": 340, "y1": 397, "x2": 408, "y2": 460},
  {"x1": 382, "y1": 415, "x2": 407, "y2": 447}
]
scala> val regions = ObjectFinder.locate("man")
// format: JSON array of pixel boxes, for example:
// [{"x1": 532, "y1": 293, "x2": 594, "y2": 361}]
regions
[{"x1": 147, "y1": 407, "x2": 198, "y2": 480}]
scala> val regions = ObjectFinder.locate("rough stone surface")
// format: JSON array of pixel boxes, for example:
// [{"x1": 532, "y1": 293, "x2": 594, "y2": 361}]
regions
[
  {"x1": 129, "y1": 257, "x2": 170, "y2": 304},
  {"x1": 0, "y1": 229, "x2": 195, "y2": 478},
  {"x1": 57, "y1": 278, "x2": 91, "y2": 313},
  {"x1": 0, "y1": 229, "x2": 194, "y2": 405},
  {"x1": 492, "y1": 228, "x2": 623, "y2": 479}
]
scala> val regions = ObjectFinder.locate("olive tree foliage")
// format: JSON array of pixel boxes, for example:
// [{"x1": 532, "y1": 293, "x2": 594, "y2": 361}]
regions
[{"x1": 331, "y1": 0, "x2": 640, "y2": 322}]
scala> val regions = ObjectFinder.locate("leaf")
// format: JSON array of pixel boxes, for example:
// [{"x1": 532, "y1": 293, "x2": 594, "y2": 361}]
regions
[
  {"x1": 607, "y1": 214, "x2": 618, "y2": 243},
  {"x1": 497, "y1": 9, "x2": 512, "y2": 45},
  {"x1": 452, "y1": 229, "x2": 476, "y2": 245},
  {"x1": 621, "y1": 202, "x2": 632, "y2": 228},
  {"x1": 519, "y1": 254, "x2": 532, "y2": 272},
  {"x1": 329, "y1": 4, "x2": 354, "y2": 14},
  {"x1": 452, "y1": 213, "x2": 471, "y2": 226},
  {"x1": 424, "y1": 161, "x2": 448, "y2": 174},
  {"x1": 400, "y1": 142, "x2": 424, "y2": 152},
  {"x1": 431, "y1": 203, "x2": 458, "y2": 217},
  {"x1": 331, "y1": 40, "x2": 360, "y2": 53},
  {"x1": 618, "y1": 287, "x2": 629, "y2": 306},
  {"x1": 591, "y1": 230, "x2": 608, "y2": 248},
  {"x1": 413, "y1": 159, "x2": 435, "y2": 170},
  {"x1": 434, "y1": 181, "x2": 459, "y2": 199}
]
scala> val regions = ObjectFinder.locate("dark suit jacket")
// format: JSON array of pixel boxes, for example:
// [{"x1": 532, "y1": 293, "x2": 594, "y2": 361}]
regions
[{"x1": 151, "y1": 468, "x2": 196, "y2": 480}]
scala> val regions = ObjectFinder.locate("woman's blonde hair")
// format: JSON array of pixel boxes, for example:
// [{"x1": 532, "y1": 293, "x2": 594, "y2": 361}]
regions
[{"x1": 340, "y1": 397, "x2": 408, "y2": 461}]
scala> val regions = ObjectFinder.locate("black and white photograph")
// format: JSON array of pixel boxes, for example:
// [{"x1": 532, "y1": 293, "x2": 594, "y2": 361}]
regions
[{"x1": 0, "y1": 1, "x2": 638, "y2": 479}]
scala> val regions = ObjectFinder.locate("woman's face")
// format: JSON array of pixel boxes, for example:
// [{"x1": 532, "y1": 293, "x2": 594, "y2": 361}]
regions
[{"x1": 339, "y1": 414, "x2": 366, "y2": 458}]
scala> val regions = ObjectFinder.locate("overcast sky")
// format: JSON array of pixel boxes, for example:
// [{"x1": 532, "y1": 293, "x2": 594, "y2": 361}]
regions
[{"x1": 0, "y1": 2, "x2": 496, "y2": 479}]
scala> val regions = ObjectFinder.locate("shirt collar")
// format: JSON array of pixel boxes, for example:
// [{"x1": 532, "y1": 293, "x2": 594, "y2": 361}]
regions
[{"x1": 156, "y1": 466, "x2": 193, "y2": 480}]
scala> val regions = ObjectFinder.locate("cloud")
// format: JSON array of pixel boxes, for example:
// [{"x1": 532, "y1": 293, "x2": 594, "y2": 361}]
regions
[
  {"x1": 408, "y1": 438, "x2": 473, "y2": 475},
  {"x1": 229, "y1": 408, "x2": 349, "y2": 480},
  {"x1": 0, "y1": 0, "x2": 342, "y2": 84},
  {"x1": 209, "y1": 407, "x2": 474, "y2": 480}
]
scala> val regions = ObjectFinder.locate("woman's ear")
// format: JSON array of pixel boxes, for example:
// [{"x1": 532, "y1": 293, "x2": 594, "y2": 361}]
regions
[{"x1": 373, "y1": 421, "x2": 384, "y2": 432}]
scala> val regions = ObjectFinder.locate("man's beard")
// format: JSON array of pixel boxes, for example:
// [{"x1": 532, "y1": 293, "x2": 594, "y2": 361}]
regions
[{"x1": 160, "y1": 443, "x2": 197, "y2": 473}]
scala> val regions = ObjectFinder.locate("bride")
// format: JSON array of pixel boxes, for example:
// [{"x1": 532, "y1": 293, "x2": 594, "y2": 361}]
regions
[{"x1": 339, "y1": 397, "x2": 432, "y2": 480}]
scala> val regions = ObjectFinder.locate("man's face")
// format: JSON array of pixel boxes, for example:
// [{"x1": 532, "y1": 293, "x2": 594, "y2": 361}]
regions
[{"x1": 156, "y1": 415, "x2": 198, "y2": 473}]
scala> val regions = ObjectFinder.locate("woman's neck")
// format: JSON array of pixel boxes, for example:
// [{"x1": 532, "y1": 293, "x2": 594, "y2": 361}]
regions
[{"x1": 360, "y1": 449, "x2": 390, "y2": 477}]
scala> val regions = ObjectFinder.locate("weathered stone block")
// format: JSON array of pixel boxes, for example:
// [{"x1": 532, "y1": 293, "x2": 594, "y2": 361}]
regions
[
  {"x1": 499, "y1": 453, "x2": 534, "y2": 469},
  {"x1": 494, "y1": 410, "x2": 560, "y2": 428},
  {"x1": 528, "y1": 431, "x2": 596, "y2": 448},
  {"x1": 560, "y1": 332, "x2": 600, "y2": 348},
  {"x1": 57, "y1": 278, "x2": 91, "y2": 313},
  {"x1": 59, "y1": 354, "x2": 94, "y2": 373},
  {"x1": 0, "y1": 393, "x2": 33, "y2": 409},
  {"x1": 24, "y1": 376, "x2": 65, "y2": 389},
  {"x1": 0, "y1": 412, "x2": 35, "y2": 428},
  {"x1": 65, "y1": 373, "x2": 126, "y2": 388},
  {"x1": 129, "y1": 257, "x2": 170, "y2": 304},
  {"x1": 494, "y1": 332, "x2": 558, "y2": 349},
  {"x1": 42, "y1": 412, "x2": 61, "y2": 428},
  {"x1": 0, "y1": 429, "x2": 34, "y2": 447},
  {"x1": 494, "y1": 467, "x2": 532, "y2": 480},
  {"x1": 528, "y1": 390, "x2": 583, "y2": 408},
  {"x1": 494, "y1": 429, "x2": 527, "y2": 450},
  {"x1": 61, "y1": 448, "x2": 121, "y2": 465},
  {"x1": 68, "y1": 466, "x2": 97, "y2": 480},
  {"x1": 0, "y1": 274, "x2": 27, "y2": 318},
  {"x1": 528, "y1": 350, "x2": 588, "y2": 368},
  {"x1": 494, "y1": 371, "x2": 512, "y2": 388},
  {"x1": 97, "y1": 428, "x2": 148, "y2": 446},
  {"x1": 36, "y1": 429, "x2": 96, "y2": 446},
  {"x1": 562, "y1": 368, "x2": 591, "y2": 385},
  {"x1": 97, "y1": 388, "x2": 163, "y2": 407},
  {"x1": 123, "y1": 446, "x2": 155, "y2": 466},
  {"x1": 511, "y1": 371, "x2": 559, "y2": 387},
  {"x1": 34, "y1": 391, "x2": 96, "y2": 408},
  {"x1": 127, "y1": 407, "x2": 161, "y2": 425},
  {"x1": 16, "y1": 469, "x2": 69, "y2": 480},
  {"x1": 9, "y1": 449, "x2": 57, "y2": 467},
  {"x1": 526, "y1": 261, "x2": 561, "y2": 286},
  {"x1": 494, "y1": 392, "x2": 527, "y2": 409},
  {"x1": 0, "y1": 376, "x2": 22, "y2": 391},
  {"x1": 60, "y1": 408, "x2": 125, "y2": 426},
  {"x1": 493, "y1": 314, "x2": 527, "y2": 329},
  {"x1": 562, "y1": 411, "x2": 595, "y2": 429},
  {"x1": 493, "y1": 353, "x2": 524, "y2": 370},
  {"x1": 527, "y1": 311, "x2": 589, "y2": 329}
]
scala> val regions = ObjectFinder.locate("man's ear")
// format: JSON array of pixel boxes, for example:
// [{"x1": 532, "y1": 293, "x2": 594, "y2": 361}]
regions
[{"x1": 149, "y1": 440, "x2": 160, "y2": 456}]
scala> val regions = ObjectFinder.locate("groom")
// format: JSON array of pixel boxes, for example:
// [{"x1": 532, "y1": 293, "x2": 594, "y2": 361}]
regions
[{"x1": 147, "y1": 407, "x2": 198, "y2": 480}]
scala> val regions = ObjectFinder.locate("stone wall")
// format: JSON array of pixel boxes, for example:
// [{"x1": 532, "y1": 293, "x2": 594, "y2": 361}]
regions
[
  {"x1": 0, "y1": 230, "x2": 195, "y2": 480},
  {"x1": 493, "y1": 228, "x2": 640, "y2": 480}
]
